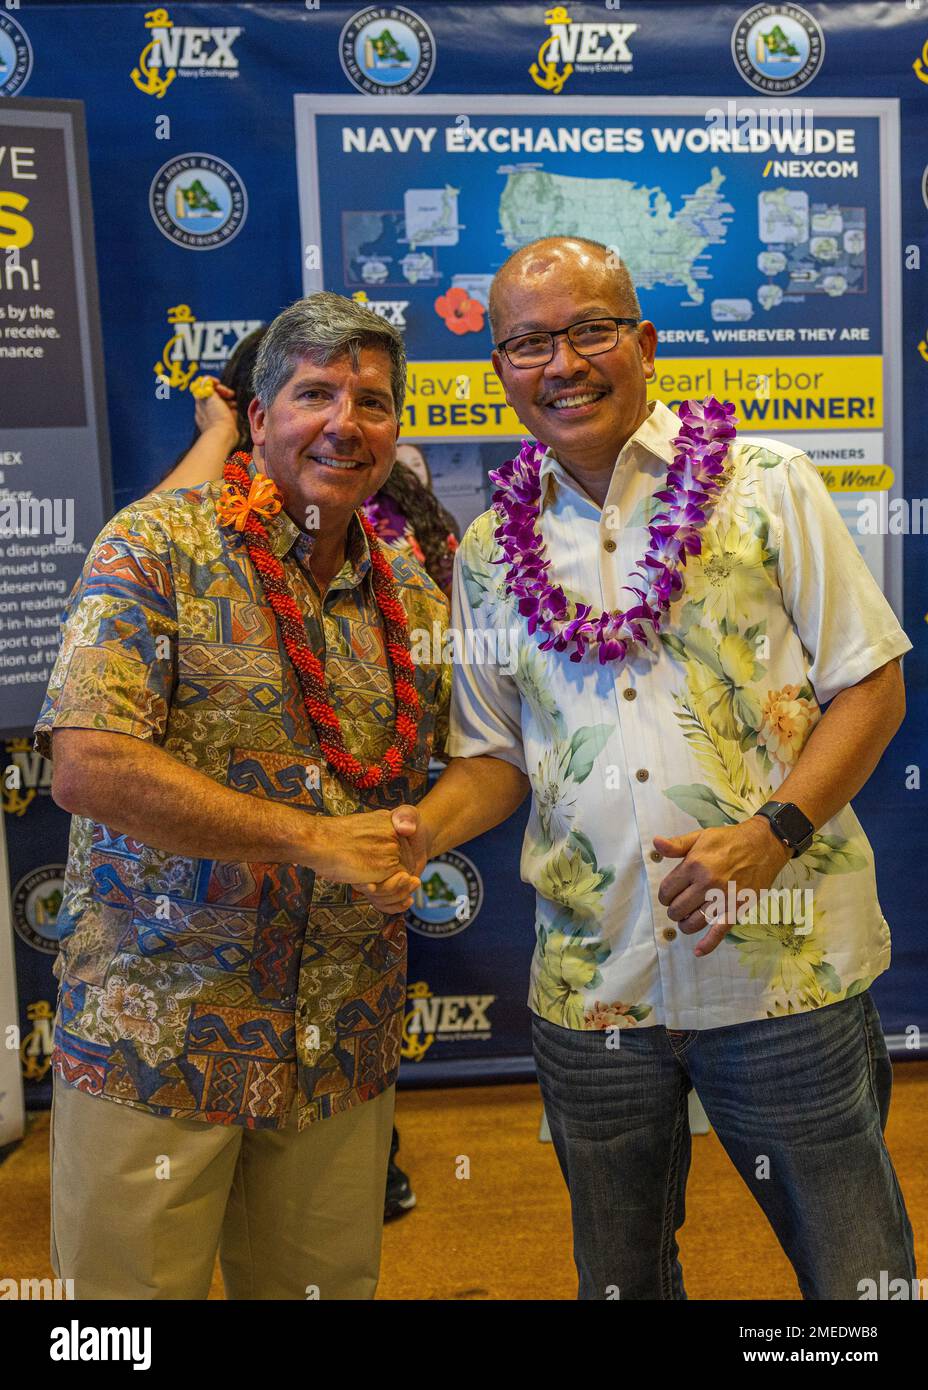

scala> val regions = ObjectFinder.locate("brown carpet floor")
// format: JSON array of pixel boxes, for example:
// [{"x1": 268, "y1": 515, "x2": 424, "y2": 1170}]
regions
[{"x1": 2, "y1": 1067, "x2": 924, "y2": 1300}]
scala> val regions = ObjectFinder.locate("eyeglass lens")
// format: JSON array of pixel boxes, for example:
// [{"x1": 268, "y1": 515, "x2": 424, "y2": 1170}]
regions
[{"x1": 506, "y1": 319, "x2": 623, "y2": 366}]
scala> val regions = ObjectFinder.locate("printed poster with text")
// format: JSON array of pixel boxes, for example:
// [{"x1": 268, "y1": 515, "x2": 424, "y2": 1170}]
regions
[
  {"x1": 0, "y1": 98, "x2": 111, "y2": 732},
  {"x1": 296, "y1": 96, "x2": 902, "y2": 607}
]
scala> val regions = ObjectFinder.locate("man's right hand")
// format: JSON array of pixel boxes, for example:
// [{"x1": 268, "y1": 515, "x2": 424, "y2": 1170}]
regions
[
  {"x1": 303, "y1": 806, "x2": 424, "y2": 899},
  {"x1": 353, "y1": 805, "x2": 434, "y2": 914}
]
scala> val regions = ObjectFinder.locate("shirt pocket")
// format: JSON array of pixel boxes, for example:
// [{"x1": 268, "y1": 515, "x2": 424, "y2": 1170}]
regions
[{"x1": 63, "y1": 901, "x2": 135, "y2": 988}]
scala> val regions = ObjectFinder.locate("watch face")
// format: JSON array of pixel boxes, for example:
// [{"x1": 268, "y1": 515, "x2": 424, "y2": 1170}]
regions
[{"x1": 774, "y1": 803, "x2": 814, "y2": 844}]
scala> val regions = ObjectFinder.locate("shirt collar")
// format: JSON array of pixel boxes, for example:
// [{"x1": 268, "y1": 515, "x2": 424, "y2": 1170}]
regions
[
  {"x1": 241, "y1": 455, "x2": 372, "y2": 588},
  {"x1": 536, "y1": 399, "x2": 681, "y2": 510}
]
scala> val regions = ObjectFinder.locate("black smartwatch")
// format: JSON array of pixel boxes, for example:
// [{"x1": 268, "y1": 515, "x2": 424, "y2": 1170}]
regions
[{"x1": 753, "y1": 801, "x2": 815, "y2": 857}]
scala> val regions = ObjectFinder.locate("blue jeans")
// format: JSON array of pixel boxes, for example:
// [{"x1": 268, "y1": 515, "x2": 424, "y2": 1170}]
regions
[{"x1": 532, "y1": 992, "x2": 916, "y2": 1300}]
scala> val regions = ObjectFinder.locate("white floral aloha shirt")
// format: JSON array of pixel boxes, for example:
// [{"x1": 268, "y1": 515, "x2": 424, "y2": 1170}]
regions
[{"x1": 448, "y1": 399, "x2": 912, "y2": 1031}]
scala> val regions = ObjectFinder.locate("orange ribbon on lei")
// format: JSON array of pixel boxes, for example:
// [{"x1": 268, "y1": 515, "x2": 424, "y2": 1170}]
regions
[{"x1": 215, "y1": 472, "x2": 283, "y2": 531}]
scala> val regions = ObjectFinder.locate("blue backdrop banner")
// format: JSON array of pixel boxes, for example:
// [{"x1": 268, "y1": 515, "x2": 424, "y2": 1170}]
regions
[{"x1": 1, "y1": 3, "x2": 926, "y2": 1100}]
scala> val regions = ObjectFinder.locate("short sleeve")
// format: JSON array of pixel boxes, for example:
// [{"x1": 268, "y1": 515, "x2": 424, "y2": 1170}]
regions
[
  {"x1": 776, "y1": 452, "x2": 912, "y2": 706},
  {"x1": 33, "y1": 509, "x2": 179, "y2": 761},
  {"x1": 446, "y1": 519, "x2": 527, "y2": 772}
]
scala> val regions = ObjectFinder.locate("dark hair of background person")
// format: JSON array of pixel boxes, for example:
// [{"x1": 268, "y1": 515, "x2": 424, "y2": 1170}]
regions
[
  {"x1": 218, "y1": 325, "x2": 269, "y2": 451},
  {"x1": 380, "y1": 459, "x2": 461, "y2": 585},
  {"x1": 158, "y1": 323, "x2": 460, "y2": 587},
  {"x1": 396, "y1": 442, "x2": 433, "y2": 490}
]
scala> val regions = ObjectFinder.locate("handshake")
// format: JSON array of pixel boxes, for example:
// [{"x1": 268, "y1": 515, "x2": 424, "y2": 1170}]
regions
[{"x1": 313, "y1": 804, "x2": 432, "y2": 914}]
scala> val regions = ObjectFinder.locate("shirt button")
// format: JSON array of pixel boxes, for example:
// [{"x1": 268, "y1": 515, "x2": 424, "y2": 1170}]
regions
[
  {"x1": 662, "y1": 927, "x2": 677, "y2": 942},
  {"x1": 603, "y1": 538, "x2": 617, "y2": 553},
  {"x1": 623, "y1": 687, "x2": 637, "y2": 701},
  {"x1": 650, "y1": 849, "x2": 663, "y2": 862},
  {"x1": 635, "y1": 768, "x2": 649, "y2": 782}
]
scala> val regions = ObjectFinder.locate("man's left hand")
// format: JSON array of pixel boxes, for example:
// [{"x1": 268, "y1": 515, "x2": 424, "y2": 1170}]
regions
[{"x1": 653, "y1": 818, "x2": 792, "y2": 957}]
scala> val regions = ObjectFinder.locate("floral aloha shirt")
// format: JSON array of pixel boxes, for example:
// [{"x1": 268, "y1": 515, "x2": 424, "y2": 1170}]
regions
[
  {"x1": 34, "y1": 459, "x2": 450, "y2": 1128},
  {"x1": 448, "y1": 400, "x2": 912, "y2": 1032}
]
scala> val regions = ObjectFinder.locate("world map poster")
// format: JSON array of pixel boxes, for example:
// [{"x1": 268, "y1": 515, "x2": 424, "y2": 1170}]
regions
[{"x1": 295, "y1": 95, "x2": 900, "y2": 604}]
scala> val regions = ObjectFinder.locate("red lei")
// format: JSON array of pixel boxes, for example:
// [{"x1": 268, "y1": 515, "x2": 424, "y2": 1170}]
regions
[{"x1": 217, "y1": 453, "x2": 421, "y2": 791}]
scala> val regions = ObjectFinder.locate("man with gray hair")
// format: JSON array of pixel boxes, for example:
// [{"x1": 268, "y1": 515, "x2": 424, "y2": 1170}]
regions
[{"x1": 35, "y1": 291, "x2": 450, "y2": 1299}]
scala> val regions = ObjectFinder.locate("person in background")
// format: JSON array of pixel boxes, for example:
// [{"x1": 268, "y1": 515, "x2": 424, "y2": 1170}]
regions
[
  {"x1": 395, "y1": 441, "x2": 432, "y2": 490},
  {"x1": 154, "y1": 325, "x2": 264, "y2": 491},
  {"x1": 363, "y1": 464, "x2": 459, "y2": 597},
  {"x1": 154, "y1": 324, "x2": 457, "y2": 1219}
]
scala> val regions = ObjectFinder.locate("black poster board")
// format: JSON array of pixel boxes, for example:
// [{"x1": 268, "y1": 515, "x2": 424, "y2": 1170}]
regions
[{"x1": 0, "y1": 98, "x2": 111, "y2": 734}]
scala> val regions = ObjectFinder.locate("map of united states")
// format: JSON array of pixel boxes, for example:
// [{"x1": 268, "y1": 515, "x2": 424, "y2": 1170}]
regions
[{"x1": 498, "y1": 166, "x2": 732, "y2": 305}]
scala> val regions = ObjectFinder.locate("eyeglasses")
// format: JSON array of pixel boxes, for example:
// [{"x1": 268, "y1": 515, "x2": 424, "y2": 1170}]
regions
[{"x1": 496, "y1": 316, "x2": 640, "y2": 369}]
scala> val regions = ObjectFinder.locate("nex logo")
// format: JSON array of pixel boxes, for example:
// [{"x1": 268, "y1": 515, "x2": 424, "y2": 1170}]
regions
[
  {"x1": 548, "y1": 22, "x2": 638, "y2": 65},
  {"x1": 167, "y1": 318, "x2": 262, "y2": 361},
  {"x1": 149, "y1": 26, "x2": 242, "y2": 68},
  {"x1": 132, "y1": 10, "x2": 242, "y2": 97},
  {"x1": 530, "y1": 11, "x2": 638, "y2": 95},
  {"x1": 406, "y1": 994, "x2": 495, "y2": 1033},
  {"x1": 361, "y1": 300, "x2": 408, "y2": 327}
]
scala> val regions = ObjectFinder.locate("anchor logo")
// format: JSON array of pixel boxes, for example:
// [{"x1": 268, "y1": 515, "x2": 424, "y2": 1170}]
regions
[
  {"x1": 154, "y1": 303, "x2": 199, "y2": 391},
  {"x1": 529, "y1": 6, "x2": 574, "y2": 95},
  {"x1": 131, "y1": 8, "x2": 177, "y2": 99},
  {"x1": 914, "y1": 38, "x2": 928, "y2": 83},
  {"x1": 401, "y1": 981, "x2": 435, "y2": 1062},
  {"x1": 20, "y1": 1001, "x2": 54, "y2": 1083}
]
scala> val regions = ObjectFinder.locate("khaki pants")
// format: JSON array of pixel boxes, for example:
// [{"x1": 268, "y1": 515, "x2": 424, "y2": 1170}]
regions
[{"x1": 50, "y1": 1077, "x2": 395, "y2": 1300}]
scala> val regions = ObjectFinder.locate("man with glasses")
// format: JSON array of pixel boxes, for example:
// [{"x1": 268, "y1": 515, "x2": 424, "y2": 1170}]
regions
[{"x1": 362, "y1": 235, "x2": 916, "y2": 1300}]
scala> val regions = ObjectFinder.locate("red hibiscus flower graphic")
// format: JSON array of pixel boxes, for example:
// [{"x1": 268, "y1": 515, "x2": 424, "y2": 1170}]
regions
[{"x1": 434, "y1": 286, "x2": 485, "y2": 335}]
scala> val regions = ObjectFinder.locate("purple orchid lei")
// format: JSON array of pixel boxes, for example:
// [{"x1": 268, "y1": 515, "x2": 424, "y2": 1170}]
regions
[{"x1": 488, "y1": 396, "x2": 738, "y2": 665}]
